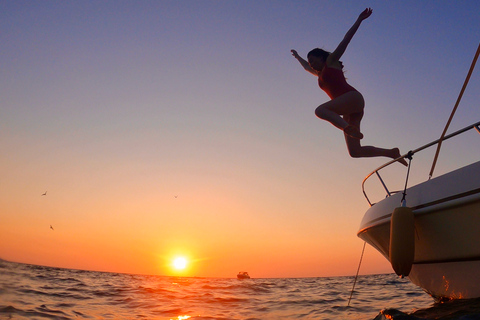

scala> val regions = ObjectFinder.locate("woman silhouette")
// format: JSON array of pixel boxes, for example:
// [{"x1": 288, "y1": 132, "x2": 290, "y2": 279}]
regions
[{"x1": 292, "y1": 8, "x2": 407, "y2": 165}]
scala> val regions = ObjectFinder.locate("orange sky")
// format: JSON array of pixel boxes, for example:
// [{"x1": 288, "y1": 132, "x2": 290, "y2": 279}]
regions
[{"x1": 0, "y1": 158, "x2": 392, "y2": 278}]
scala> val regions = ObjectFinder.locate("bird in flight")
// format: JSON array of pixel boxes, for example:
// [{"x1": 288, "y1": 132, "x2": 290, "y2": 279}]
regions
[
  {"x1": 50, "y1": 225, "x2": 54, "y2": 231},
  {"x1": 42, "y1": 191, "x2": 47, "y2": 196}
]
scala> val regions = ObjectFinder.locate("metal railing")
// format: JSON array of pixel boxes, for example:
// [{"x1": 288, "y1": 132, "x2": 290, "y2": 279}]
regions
[{"x1": 362, "y1": 120, "x2": 480, "y2": 206}]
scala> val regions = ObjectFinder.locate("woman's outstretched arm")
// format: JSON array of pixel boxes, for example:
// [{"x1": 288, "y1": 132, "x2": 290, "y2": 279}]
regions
[
  {"x1": 291, "y1": 49, "x2": 319, "y2": 76},
  {"x1": 328, "y1": 8, "x2": 372, "y2": 64}
]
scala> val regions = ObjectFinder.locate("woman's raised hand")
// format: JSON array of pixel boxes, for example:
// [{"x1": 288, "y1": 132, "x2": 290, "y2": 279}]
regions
[{"x1": 358, "y1": 8, "x2": 373, "y2": 21}]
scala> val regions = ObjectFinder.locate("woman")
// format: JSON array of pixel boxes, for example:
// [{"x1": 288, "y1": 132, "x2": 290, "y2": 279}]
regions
[{"x1": 292, "y1": 8, "x2": 407, "y2": 165}]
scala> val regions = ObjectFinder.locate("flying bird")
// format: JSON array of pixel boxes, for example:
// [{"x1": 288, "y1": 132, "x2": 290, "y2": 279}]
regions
[
  {"x1": 42, "y1": 191, "x2": 47, "y2": 196},
  {"x1": 50, "y1": 225, "x2": 54, "y2": 231}
]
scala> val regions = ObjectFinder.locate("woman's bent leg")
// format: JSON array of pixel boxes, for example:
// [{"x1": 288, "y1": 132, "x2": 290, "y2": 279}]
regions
[{"x1": 315, "y1": 91, "x2": 364, "y2": 130}]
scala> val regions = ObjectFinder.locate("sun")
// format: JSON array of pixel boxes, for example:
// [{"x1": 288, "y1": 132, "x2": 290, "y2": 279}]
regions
[{"x1": 172, "y1": 257, "x2": 188, "y2": 270}]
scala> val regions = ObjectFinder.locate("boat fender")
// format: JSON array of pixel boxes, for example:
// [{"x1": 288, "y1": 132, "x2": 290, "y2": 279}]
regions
[{"x1": 389, "y1": 206, "x2": 415, "y2": 277}]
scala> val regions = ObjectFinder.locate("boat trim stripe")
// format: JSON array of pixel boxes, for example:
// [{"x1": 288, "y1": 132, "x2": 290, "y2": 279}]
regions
[
  {"x1": 360, "y1": 187, "x2": 480, "y2": 231},
  {"x1": 412, "y1": 187, "x2": 480, "y2": 211},
  {"x1": 414, "y1": 255, "x2": 480, "y2": 265}
]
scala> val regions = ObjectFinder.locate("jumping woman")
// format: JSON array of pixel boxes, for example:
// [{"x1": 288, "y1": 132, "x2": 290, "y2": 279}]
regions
[{"x1": 292, "y1": 8, "x2": 407, "y2": 165}]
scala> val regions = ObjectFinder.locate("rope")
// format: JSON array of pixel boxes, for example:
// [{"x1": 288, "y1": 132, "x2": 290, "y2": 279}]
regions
[
  {"x1": 347, "y1": 241, "x2": 366, "y2": 307},
  {"x1": 429, "y1": 42, "x2": 480, "y2": 179},
  {"x1": 401, "y1": 151, "x2": 414, "y2": 205}
]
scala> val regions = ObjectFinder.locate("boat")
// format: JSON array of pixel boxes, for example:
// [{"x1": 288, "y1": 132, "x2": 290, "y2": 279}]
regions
[
  {"x1": 237, "y1": 271, "x2": 250, "y2": 279},
  {"x1": 358, "y1": 121, "x2": 480, "y2": 300}
]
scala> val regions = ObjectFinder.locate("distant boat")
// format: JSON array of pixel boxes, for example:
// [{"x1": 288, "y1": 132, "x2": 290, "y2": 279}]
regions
[
  {"x1": 358, "y1": 121, "x2": 480, "y2": 301},
  {"x1": 237, "y1": 272, "x2": 250, "y2": 279}
]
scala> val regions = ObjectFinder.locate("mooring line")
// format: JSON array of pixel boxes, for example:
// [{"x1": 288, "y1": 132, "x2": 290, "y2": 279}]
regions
[
  {"x1": 347, "y1": 241, "x2": 366, "y2": 307},
  {"x1": 429, "y1": 42, "x2": 480, "y2": 179}
]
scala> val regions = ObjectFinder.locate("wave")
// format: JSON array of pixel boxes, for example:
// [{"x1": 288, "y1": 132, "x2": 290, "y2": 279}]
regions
[{"x1": 2, "y1": 261, "x2": 480, "y2": 319}]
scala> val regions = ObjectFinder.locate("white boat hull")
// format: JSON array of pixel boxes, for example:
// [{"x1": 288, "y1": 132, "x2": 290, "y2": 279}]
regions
[{"x1": 358, "y1": 161, "x2": 480, "y2": 300}]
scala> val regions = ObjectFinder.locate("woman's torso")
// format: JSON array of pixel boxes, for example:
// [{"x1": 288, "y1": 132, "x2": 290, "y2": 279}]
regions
[{"x1": 318, "y1": 65, "x2": 357, "y2": 99}]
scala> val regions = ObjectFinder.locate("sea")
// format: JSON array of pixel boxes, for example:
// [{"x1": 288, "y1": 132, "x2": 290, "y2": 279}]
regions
[{"x1": 2, "y1": 260, "x2": 480, "y2": 320}]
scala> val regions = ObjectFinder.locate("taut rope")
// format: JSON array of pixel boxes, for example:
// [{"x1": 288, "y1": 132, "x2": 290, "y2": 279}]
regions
[
  {"x1": 401, "y1": 151, "x2": 414, "y2": 205},
  {"x1": 347, "y1": 241, "x2": 366, "y2": 307},
  {"x1": 429, "y1": 43, "x2": 480, "y2": 179}
]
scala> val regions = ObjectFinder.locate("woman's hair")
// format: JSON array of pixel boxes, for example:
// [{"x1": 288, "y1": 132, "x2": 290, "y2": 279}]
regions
[
  {"x1": 307, "y1": 48, "x2": 329, "y2": 60},
  {"x1": 307, "y1": 48, "x2": 344, "y2": 69}
]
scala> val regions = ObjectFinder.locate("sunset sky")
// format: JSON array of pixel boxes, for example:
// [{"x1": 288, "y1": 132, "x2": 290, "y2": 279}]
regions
[{"x1": 1, "y1": 1, "x2": 479, "y2": 278}]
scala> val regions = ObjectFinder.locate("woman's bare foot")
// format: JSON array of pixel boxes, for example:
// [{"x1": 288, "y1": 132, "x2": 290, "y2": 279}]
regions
[
  {"x1": 343, "y1": 125, "x2": 364, "y2": 139},
  {"x1": 392, "y1": 148, "x2": 408, "y2": 166}
]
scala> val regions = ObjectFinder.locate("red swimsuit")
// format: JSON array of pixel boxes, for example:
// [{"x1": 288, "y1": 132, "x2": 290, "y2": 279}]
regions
[{"x1": 318, "y1": 65, "x2": 357, "y2": 99}]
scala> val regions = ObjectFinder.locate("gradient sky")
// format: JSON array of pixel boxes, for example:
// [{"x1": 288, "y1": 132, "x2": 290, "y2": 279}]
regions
[{"x1": 1, "y1": 0, "x2": 479, "y2": 278}]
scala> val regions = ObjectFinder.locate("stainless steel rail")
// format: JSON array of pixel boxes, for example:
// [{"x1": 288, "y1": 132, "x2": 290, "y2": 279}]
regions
[{"x1": 362, "y1": 120, "x2": 480, "y2": 206}]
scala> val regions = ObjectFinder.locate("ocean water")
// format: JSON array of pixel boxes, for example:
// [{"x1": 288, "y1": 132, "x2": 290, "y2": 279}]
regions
[{"x1": 1, "y1": 260, "x2": 480, "y2": 320}]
